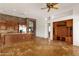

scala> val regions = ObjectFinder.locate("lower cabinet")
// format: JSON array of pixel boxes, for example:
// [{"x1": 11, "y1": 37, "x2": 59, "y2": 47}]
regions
[
  {"x1": 65, "y1": 37, "x2": 73, "y2": 44},
  {"x1": 2, "y1": 33, "x2": 34, "y2": 45}
]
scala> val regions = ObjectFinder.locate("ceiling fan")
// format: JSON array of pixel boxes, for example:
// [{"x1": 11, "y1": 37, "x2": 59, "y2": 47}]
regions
[{"x1": 41, "y1": 3, "x2": 59, "y2": 12}]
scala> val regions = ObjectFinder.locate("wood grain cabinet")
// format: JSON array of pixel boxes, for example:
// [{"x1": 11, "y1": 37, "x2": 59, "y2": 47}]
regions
[
  {"x1": 66, "y1": 20, "x2": 73, "y2": 27},
  {"x1": 65, "y1": 37, "x2": 72, "y2": 44},
  {"x1": 3, "y1": 33, "x2": 33, "y2": 45},
  {"x1": 0, "y1": 13, "x2": 36, "y2": 46},
  {"x1": 53, "y1": 19, "x2": 73, "y2": 44}
]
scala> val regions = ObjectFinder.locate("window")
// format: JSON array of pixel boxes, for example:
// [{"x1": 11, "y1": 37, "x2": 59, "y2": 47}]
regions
[{"x1": 19, "y1": 25, "x2": 27, "y2": 33}]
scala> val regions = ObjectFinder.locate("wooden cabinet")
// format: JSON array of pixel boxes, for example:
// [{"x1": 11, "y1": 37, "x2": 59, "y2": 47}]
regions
[
  {"x1": 0, "y1": 14, "x2": 26, "y2": 33},
  {"x1": 65, "y1": 37, "x2": 72, "y2": 44},
  {"x1": 53, "y1": 19, "x2": 73, "y2": 44},
  {"x1": 0, "y1": 13, "x2": 36, "y2": 46},
  {"x1": 0, "y1": 21, "x2": 6, "y2": 30},
  {"x1": 4, "y1": 33, "x2": 33, "y2": 45},
  {"x1": 66, "y1": 20, "x2": 73, "y2": 27},
  {"x1": 6, "y1": 20, "x2": 19, "y2": 32}
]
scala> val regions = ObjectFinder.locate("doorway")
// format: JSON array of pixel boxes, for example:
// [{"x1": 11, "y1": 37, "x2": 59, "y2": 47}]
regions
[
  {"x1": 48, "y1": 23, "x2": 50, "y2": 38},
  {"x1": 53, "y1": 19, "x2": 73, "y2": 44}
]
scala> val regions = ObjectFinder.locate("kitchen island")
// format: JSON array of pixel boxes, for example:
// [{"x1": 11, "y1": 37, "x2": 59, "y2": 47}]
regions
[{"x1": 0, "y1": 33, "x2": 34, "y2": 46}]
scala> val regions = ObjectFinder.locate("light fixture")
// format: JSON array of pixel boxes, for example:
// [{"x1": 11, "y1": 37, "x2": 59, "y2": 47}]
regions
[{"x1": 41, "y1": 3, "x2": 59, "y2": 12}]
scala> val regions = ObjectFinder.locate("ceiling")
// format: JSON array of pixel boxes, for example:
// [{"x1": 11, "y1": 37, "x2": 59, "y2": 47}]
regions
[{"x1": 0, "y1": 3, "x2": 79, "y2": 20}]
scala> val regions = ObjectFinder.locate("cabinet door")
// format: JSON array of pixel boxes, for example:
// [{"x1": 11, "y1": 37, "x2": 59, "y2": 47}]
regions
[
  {"x1": 66, "y1": 20, "x2": 73, "y2": 27},
  {"x1": 65, "y1": 37, "x2": 72, "y2": 44},
  {"x1": 0, "y1": 22, "x2": 6, "y2": 30},
  {"x1": 57, "y1": 26, "x2": 68, "y2": 37}
]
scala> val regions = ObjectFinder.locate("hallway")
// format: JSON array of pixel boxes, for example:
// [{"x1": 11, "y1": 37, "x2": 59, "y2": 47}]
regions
[{"x1": 0, "y1": 37, "x2": 79, "y2": 56}]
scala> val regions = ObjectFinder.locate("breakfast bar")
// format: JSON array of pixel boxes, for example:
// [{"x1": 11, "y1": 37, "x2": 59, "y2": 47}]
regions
[{"x1": 0, "y1": 33, "x2": 33, "y2": 46}]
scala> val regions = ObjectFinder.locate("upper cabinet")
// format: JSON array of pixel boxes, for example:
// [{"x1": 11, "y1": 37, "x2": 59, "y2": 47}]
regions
[
  {"x1": 0, "y1": 20, "x2": 6, "y2": 30},
  {"x1": 0, "y1": 13, "x2": 36, "y2": 34},
  {"x1": 66, "y1": 19, "x2": 73, "y2": 27},
  {"x1": 0, "y1": 14, "x2": 25, "y2": 33}
]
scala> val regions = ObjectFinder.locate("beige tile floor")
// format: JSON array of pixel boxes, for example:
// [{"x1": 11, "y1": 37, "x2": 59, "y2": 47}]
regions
[{"x1": 0, "y1": 38, "x2": 79, "y2": 56}]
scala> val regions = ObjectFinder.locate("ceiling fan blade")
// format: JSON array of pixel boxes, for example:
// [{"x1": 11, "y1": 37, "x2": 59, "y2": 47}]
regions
[
  {"x1": 48, "y1": 8, "x2": 50, "y2": 12},
  {"x1": 53, "y1": 7, "x2": 58, "y2": 9},
  {"x1": 41, "y1": 3, "x2": 59, "y2": 12}
]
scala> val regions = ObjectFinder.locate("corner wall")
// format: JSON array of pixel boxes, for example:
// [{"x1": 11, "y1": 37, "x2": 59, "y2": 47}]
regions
[{"x1": 73, "y1": 7, "x2": 79, "y2": 46}]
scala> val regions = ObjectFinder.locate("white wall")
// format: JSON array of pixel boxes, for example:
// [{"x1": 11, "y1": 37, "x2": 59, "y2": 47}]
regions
[
  {"x1": 36, "y1": 19, "x2": 48, "y2": 38},
  {"x1": 73, "y1": 7, "x2": 79, "y2": 46},
  {"x1": 36, "y1": 9, "x2": 73, "y2": 39}
]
